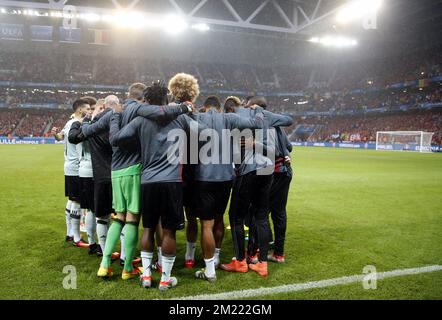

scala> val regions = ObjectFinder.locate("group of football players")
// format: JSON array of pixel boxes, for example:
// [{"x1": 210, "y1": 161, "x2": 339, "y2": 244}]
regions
[{"x1": 53, "y1": 73, "x2": 293, "y2": 291}]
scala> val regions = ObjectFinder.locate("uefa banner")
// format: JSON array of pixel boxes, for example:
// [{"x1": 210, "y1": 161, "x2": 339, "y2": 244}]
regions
[
  {"x1": 292, "y1": 142, "x2": 376, "y2": 149},
  {"x1": 0, "y1": 137, "x2": 440, "y2": 152},
  {"x1": 0, "y1": 23, "x2": 24, "y2": 40},
  {"x1": 291, "y1": 141, "x2": 441, "y2": 152},
  {"x1": 31, "y1": 25, "x2": 53, "y2": 42},
  {"x1": 17, "y1": 103, "x2": 58, "y2": 109},
  {"x1": 0, "y1": 137, "x2": 59, "y2": 145},
  {"x1": 59, "y1": 27, "x2": 81, "y2": 43}
]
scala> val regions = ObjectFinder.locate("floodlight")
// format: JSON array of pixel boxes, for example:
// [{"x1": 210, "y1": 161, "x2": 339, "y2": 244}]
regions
[
  {"x1": 191, "y1": 23, "x2": 210, "y2": 32},
  {"x1": 336, "y1": 0, "x2": 383, "y2": 24},
  {"x1": 163, "y1": 15, "x2": 188, "y2": 35},
  {"x1": 308, "y1": 35, "x2": 357, "y2": 48},
  {"x1": 115, "y1": 11, "x2": 145, "y2": 29},
  {"x1": 82, "y1": 13, "x2": 101, "y2": 22}
]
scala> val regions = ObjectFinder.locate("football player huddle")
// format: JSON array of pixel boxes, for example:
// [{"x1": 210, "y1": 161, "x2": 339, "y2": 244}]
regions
[{"x1": 52, "y1": 73, "x2": 293, "y2": 291}]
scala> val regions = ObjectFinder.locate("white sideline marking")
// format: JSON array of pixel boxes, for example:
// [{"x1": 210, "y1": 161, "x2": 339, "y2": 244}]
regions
[{"x1": 171, "y1": 265, "x2": 442, "y2": 300}]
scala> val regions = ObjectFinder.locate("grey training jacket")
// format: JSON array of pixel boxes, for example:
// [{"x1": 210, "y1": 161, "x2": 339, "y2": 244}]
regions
[
  {"x1": 83, "y1": 99, "x2": 190, "y2": 171},
  {"x1": 234, "y1": 107, "x2": 294, "y2": 176},
  {"x1": 193, "y1": 107, "x2": 265, "y2": 182}
]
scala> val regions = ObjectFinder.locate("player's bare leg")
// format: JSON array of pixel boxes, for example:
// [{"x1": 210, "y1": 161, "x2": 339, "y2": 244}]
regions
[
  {"x1": 140, "y1": 227, "x2": 156, "y2": 288},
  {"x1": 213, "y1": 215, "x2": 225, "y2": 268},
  {"x1": 154, "y1": 222, "x2": 163, "y2": 273},
  {"x1": 195, "y1": 219, "x2": 217, "y2": 282},
  {"x1": 159, "y1": 229, "x2": 178, "y2": 291},
  {"x1": 184, "y1": 209, "x2": 197, "y2": 268}
]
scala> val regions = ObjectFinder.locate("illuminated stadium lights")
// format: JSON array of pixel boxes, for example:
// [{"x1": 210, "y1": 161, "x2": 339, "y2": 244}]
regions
[
  {"x1": 0, "y1": 6, "x2": 201, "y2": 35},
  {"x1": 23, "y1": 9, "x2": 49, "y2": 17},
  {"x1": 143, "y1": 15, "x2": 166, "y2": 29},
  {"x1": 81, "y1": 12, "x2": 101, "y2": 22},
  {"x1": 336, "y1": 0, "x2": 383, "y2": 24},
  {"x1": 101, "y1": 14, "x2": 114, "y2": 22},
  {"x1": 163, "y1": 15, "x2": 188, "y2": 35},
  {"x1": 309, "y1": 36, "x2": 357, "y2": 48},
  {"x1": 191, "y1": 23, "x2": 210, "y2": 32},
  {"x1": 50, "y1": 11, "x2": 64, "y2": 18},
  {"x1": 114, "y1": 11, "x2": 145, "y2": 28}
]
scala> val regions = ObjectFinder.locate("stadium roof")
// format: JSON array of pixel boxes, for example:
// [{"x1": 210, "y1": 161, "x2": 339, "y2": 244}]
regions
[
  {"x1": 0, "y1": 0, "x2": 440, "y2": 43},
  {"x1": 0, "y1": 0, "x2": 441, "y2": 64},
  {"x1": 0, "y1": 0, "x2": 342, "y2": 36}
]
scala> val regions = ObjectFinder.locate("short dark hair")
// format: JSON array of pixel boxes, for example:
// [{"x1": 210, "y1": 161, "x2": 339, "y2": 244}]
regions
[
  {"x1": 244, "y1": 95, "x2": 254, "y2": 106},
  {"x1": 128, "y1": 83, "x2": 148, "y2": 101},
  {"x1": 224, "y1": 96, "x2": 241, "y2": 113},
  {"x1": 144, "y1": 80, "x2": 169, "y2": 106},
  {"x1": 72, "y1": 98, "x2": 90, "y2": 112},
  {"x1": 203, "y1": 95, "x2": 221, "y2": 109},
  {"x1": 81, "y1": 96, "x2": 97, "y2": 107},
  {"x1": 248, "y1": 96, "x2": 267, "y2": 109}
]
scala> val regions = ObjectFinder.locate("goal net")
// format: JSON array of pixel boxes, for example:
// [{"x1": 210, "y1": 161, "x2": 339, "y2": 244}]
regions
[{"x1": 376, "y1": 131, "x2": 434, "y2": 153}]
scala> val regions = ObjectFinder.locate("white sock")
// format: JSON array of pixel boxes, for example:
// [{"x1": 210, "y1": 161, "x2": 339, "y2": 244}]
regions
[
  {"x1": 70, "y1": 202, "x2": 82, "y2": 242},
  {"x1": 85, "y1": 210, "x2": 96, "y2": 245},
  {"x1": 157, "y1": 247, "x2": 163, "y2": 267},
  {"x1": 80, "y1": 209, "x2": 87, "y2": 233},
  {"x1": 96, "y1": 216, "x2": 110, "y2": 252},
  {"x1": 65, "y1": 200, "x2": 73, "y2": 237},
  {"x1": 141, "y1": 251, "x2": 153, "y2": 277},
  {"x1": 161, "y1": 255, "x2": 176, "y2": 282},
  {"x1": 214, "y1": 248, "x2": 221, "y2": 265},
  {"x1": 204, "y1": 257, "x2": 216, "y2": 278},
  {"x1": 185, "y1": 242, "x2": 196, "y2": 261},
  {"x1": 120, "y1": 232, "x2": 126, "y2": 261}
]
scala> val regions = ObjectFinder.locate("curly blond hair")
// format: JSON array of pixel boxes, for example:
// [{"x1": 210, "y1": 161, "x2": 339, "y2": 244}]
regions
[{"x1": 168, "y1": 73, "x2": 200, "y2": 103}]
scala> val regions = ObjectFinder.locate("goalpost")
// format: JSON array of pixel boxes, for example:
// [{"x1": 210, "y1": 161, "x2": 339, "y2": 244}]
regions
[{"x1": 376, "y1": 131, "x2": 434, "y2": 153}]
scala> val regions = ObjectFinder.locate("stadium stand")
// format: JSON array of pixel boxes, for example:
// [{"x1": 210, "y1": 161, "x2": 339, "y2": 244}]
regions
[
  {"x1": 0, "y1": 46, "x2": 441, "y2": 142},
  {"x1": 293, "y1": 110, "x2": 442, "y2": 145}
]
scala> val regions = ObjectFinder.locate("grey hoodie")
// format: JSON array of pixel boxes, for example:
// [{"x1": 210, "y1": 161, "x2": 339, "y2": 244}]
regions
[
  {"x1": 82, "y1": 99, "x2": 190, "y2": 171},
  {"x1": 109, "y1": 113, "x2": 201, "y2": 184},
  {"x1": 193, "y1": 107, "x2": 265, "y2": 182},
  {"x1": 234, "y1": 107, "x2": 294, "y2": 176}
]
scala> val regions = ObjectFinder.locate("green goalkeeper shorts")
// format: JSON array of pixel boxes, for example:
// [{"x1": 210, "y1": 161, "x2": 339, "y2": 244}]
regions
[{"x1": 111, "y1": 164, "x2": 142, "y2": 214}]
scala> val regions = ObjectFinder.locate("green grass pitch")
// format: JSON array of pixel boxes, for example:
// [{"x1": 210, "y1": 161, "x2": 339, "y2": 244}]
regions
[{"x1": 0, "y1": 145, "x2": 441, "y2": 300}]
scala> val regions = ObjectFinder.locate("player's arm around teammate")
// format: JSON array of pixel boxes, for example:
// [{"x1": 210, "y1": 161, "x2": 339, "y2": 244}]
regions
[{"x1": 190, "y1": 101, "x2": 265, "y2": 282}]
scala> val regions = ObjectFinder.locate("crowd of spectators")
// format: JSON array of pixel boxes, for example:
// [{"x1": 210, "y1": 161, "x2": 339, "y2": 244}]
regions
[
  {"x1": 0, "y1": 45, "x2": 441, "y2": 92},
  {"x1": 1, "y1": 46, "x2": 441, "y2": 141},
  {"x1": 14, "y1": 112, "x2": 49, "y2": 137},
  {"x1": 0, "y1": 109, "x2": 23, "y2": 136},
  {"x1": 0, "y1": 108, "x2": 72, "y2": 137},
  {"x1": 295, "y1": 110, "x2": 442, "y2": 145},
  {"x1": 1, "y1": 103, "x2": 441, "y2": 144},
  {"x1": 290, "y1": 85, "x2": 442, "y2": 113}
]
